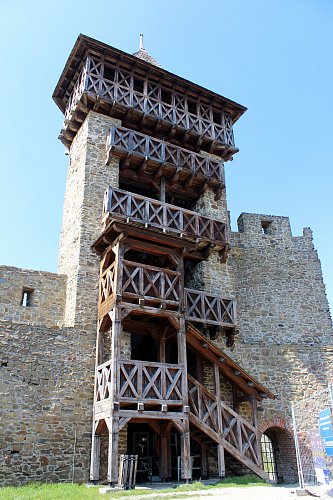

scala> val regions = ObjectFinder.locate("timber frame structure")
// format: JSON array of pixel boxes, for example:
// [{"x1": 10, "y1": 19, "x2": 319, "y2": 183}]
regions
[{"x1": 53, "y1": 35, "x2": 275, "y2": 484}]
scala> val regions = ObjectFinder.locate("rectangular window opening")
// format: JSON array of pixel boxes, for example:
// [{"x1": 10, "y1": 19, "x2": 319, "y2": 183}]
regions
[
  {"x1": 103, "y1": 65, "x2": 115, "y2": 82},
  {"x1": 261, "y1": 221, "x2": 272, "y2": 235},
  {"x1": 133, "y1": 78, "x2": 144, "y2": 93},
  {"x1": 21, "y1": 288, "x2": 34, "y2": 307}
]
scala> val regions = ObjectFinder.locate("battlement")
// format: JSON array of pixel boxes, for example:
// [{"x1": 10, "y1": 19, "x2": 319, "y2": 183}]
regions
[
  {"x1": 235, "y1": 212, "x2": 314, "y2": 248},
  {"x1": 0, "y1": 266, "x2": 66, "y2": 327}
]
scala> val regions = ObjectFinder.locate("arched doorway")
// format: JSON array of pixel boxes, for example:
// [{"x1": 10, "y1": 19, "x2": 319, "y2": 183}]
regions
[{"x1": 260, "y1": 421, "x2": 298, "y2": 484}]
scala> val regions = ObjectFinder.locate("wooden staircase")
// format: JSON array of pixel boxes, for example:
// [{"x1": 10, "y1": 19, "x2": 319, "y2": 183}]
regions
[{"x1": 187, "y1": 374, "x2": 269, "y2": 481}]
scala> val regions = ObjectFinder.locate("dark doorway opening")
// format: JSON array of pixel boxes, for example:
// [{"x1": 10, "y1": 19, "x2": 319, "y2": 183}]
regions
[{"x1": 261, "y1": 433, "x2": 278, "y2": 483}]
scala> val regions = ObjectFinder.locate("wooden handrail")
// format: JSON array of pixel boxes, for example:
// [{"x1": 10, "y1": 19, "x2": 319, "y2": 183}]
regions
[
  {"x1": 63, "y1": 56, "x2": 236, "y2": 151},
  {"x1": 103, "y1": 186, "x2": 228, "y2": 246},
  {"x1": 106, "y1": 125, "x2": 224, "y2": 182}
]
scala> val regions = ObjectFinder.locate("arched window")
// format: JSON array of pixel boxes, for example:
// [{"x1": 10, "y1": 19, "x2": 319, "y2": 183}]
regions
[{"x1": 261, "y1": 433, "x2": 278, "y2": 483}]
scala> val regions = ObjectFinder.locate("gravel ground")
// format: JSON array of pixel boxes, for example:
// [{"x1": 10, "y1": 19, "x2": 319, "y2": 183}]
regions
[{"x1": 101, "y1": 484, "x2": 332, "y2": 500}]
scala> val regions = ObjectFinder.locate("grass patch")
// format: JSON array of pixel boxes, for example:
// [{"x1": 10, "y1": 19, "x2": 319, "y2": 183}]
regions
[
  {"x1": 0, "y1": 482, "x2": 101, "y2": 500},
  {"x1": 0, "y1": 476, "x2": 269, "y2": 499}
]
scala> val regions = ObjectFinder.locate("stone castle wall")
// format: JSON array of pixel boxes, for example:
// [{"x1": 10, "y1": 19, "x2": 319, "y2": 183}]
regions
[
  {"x1": 0, "y1": 266, "x2": 66, "y2": 327},
  {"x1": 0, "y1": 320, "x2": 95, "y2": 485}
]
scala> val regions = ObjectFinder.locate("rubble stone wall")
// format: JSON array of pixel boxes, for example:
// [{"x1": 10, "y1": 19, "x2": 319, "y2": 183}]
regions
[
  {"x1": 0, "y1": 320, "x2": 95, "y2": 485},
  {"x1": 0, "y1": 266, "x2": 66, "y2": 327}
]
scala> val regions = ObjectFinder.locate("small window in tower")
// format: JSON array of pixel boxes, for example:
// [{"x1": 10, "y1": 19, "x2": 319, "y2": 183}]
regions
[
  {"x1": 21, "y1": 288, "x2": 34, "y2": 307},
  {"x1": 187, "y1": 100, "x2": 197, "y2": 114},
  {"x1": 103, "y1": 65, "x2": 115, "y2": 82},
  {"x1": 261, "y1": 221, "x2": 272, "y2": 235},
  {"x1": 161, "y1": 89, "x2": 172, "y2": 104},
  {"x1": 133, "y1": 78, "x2": 144, "y2": 93},
  {"x1": 213, "y1": 110, "x2": 222, "y2": 124}
]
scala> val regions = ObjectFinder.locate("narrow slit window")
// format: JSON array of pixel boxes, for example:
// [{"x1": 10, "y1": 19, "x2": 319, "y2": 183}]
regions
[{"x1": 21, "y1": 288, "x2": 34, "y2": 307}]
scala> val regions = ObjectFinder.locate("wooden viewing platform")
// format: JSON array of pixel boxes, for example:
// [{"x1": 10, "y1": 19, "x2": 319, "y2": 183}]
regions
[
  {"x1": 106, "y1": 126, "x2": 225, "y2": 198},
  {"x1": 54, "y1": 36, "x2": 246, "y2": 155},
  {"x1": 102, "y1": 187, "x2": 228, "y2": 247}
]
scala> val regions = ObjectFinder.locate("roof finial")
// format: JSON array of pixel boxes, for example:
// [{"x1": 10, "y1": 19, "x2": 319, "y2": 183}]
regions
[{"x1": 140, "y1": 32, "x2": 144, "y2": 50}]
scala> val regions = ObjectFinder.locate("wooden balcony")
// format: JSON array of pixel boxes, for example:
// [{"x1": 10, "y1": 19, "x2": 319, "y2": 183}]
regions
[
  {"x1": 96, "y1": 359, "x2": 184, "y2": 406},
  {"x1": 98, "y1": 260, "x2": 236, "y2": 330},
  {"x1": 106, "y1": 126, "x2": 225, "y2": 198},
  {"x1": 59, "y1": 54, "x2": 239, "y2": 158},
  {"x1": 103, "y1": 187, "x2": 228, "y2": 247}
]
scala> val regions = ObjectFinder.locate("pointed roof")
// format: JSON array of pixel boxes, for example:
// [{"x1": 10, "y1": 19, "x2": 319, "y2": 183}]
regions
[{"x1": 132, "y1": 33, "x2": 161, "y2": 68}]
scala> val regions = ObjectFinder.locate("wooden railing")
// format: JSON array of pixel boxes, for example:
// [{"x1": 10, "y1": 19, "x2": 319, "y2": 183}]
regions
[
  {"x1": 119, "y1": 360, "x2": 183, "y2": 404},
  {"x1": 96, "y1": 359, "x2": 184, "y2": 405},
  {"x1": 98, "y1": 261, "x2": 237, "y2": 327},
  {"x1": 122, "y1": 260, "x2": 180, "y2": 306},
  {"x1": 188, "y1": 375, "x2": 261, "y2": 467},
  {"x1": 64, "y1": 56, "x2": 236, "y2": 150},
  {"x1": 98, "y1": 259, "x2": 181, "y2": 316},
  {"x1": 96, "y1": 360, "x2": 112, "y2": 402},
  {"x1": 103, "y1": 187, "x2": 228, "y2": 246},
  {"x1": 106, "y1": 126, "x2": 224, "y2": 183},
  {"x1": 185, "y1": 289, "x2": 236, "y2": 327}
]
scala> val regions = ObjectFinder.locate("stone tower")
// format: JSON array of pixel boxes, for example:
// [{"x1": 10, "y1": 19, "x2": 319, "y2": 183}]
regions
[{"x1": 0, "y1": 34, "x2": 332, "y2": 486}]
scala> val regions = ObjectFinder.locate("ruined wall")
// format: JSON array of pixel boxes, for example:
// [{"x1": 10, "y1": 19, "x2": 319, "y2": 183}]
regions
[
  {"x1": 0, "y1": 320, "x2": 95, "y2": 486},
  {"x1": 0, "y1": 266, "x2": 66, "y2": 327}
]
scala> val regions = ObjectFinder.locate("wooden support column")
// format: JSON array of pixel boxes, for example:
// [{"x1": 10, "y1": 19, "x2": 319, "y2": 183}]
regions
[
  {"x1": 159, "y1": 331, "x2": 166, "y2": 364},
  {"x1": 217, "y1": 444, "x2": 225, "y2": 478},
  {"x1": 107, "y1": 416, "x2": 120, "y2": 485},
  {"x1": 214, "y1": 363, "x2": 225, "y2": 478},
  {"x1": 251, "y1": 395, "x2": 263, "y2": 468},
  {"x1": 90, "y1": 429, "x2": 101, "y2": 481},
  {"x1": 200, "y1": 443, "x2": 208, "y2": 478},
  {"x1": 178, "y1": 318, "x2": 189, "y2": 406},
  {"x1": 160, "y1": 424, "x2": 169, "y2": 481},
  {"x1": 180, "y1": 419, "x2": 191, "y2": 481},
  {"x1": 106, "y1": 301, "x2": 122, "y2": 485},
  {"x1": 110, "y1": 307, "x2": 121, "y2": 404},
  {"x1": 160, "y1": 175, "x2": 166, "y2": 203}
]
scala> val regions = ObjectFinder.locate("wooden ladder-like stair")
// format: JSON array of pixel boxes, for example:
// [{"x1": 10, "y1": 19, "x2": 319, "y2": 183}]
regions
[{"x1": 187, "y1": 374, "x2": 269, "y2": 481}]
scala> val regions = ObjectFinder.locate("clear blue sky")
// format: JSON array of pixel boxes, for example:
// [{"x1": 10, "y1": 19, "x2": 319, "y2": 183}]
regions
[{"x1": 0, "y1": 0, "x2": 332, "y2": 311}]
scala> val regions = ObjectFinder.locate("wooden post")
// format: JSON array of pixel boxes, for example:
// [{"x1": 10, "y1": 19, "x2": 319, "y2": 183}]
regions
[
  {"x1": 160, "y1": 175, "x2": 166, "y2": 203},
  {"x1": 90, "y1": 430, "x2": 101, "y2": 481},
  {"x1": 178, "y1": 317, "x2": 189, "y2": 406},
  {"x1": 106, "y1": 304, "x2": 122, "y2": 485},
  {"x1": 159, "y1": 332, "x2": 166, "y2": 364},
  {"x1": 180, "y1": 419, "x2": 191, "y2": 481},
  {"x1": 160, "y1": 428, "x2": 169, "y2": 481},
  {"x1": 200, "y1": 443, "x2": 208, "y2": 478},
  {"x1": 251, "y1": 395, "x2": 263, "y2": 467},
  {"x1": 217, "y1": 444, "x2": 225, "y2": 478},
  {"x1": 214, "y1": 363, "x2": 225, "y2": 478},
  {"x1": 107, "y1": 416, "x2": 120, "y2": 485},
  {"x1": 110, "y1": 306, "x2": 121, "y2": 404}
]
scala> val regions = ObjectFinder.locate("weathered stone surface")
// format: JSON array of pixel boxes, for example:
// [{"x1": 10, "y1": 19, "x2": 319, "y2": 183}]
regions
[{"x1": 0, "y1": 266, "x2": 66, "y2": 327}]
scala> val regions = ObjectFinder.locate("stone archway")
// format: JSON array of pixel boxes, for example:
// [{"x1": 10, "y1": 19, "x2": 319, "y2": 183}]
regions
[{"x1": 260, "y1": 419, "x2": 298, "y2": 483}]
